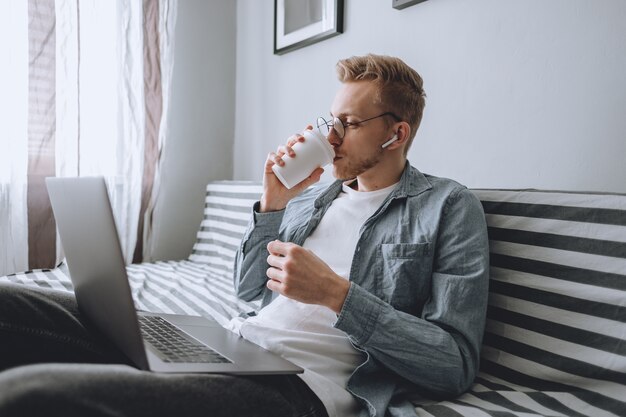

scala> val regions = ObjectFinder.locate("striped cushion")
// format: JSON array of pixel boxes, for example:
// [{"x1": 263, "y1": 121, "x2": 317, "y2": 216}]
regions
[
  {"x1": 188, "y1": 181, "x2": 263, "y2": 272},
  {"x1": 0, "y1": 264, "x2": 74, "y2": 292},
  {"x1": 0, "y1": 261, "x2": 260, "y2": 327},
  {"x1": 125, "y1": 260, "x2": 260, "y2": 326},
  {"x1": 412, "y1": 190, "x2": 626, "y2": 416}
]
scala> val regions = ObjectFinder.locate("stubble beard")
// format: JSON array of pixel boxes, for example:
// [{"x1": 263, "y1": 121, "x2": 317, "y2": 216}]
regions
[{"x1": 333, "y1": 150, "x2": 383, "y2": 181}]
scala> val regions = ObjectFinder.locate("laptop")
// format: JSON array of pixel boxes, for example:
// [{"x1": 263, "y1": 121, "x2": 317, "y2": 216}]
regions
[{"x1": 45, "y1": 176, "x2": 302, "y2": 375}]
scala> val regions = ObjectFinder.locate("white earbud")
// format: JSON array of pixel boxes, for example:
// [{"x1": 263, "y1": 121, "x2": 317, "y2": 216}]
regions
[{"x1": 381, "y1": 134, "x2": 398, "y2": 149}]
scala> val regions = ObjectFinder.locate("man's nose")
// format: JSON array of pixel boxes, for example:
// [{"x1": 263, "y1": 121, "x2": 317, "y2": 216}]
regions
[{"x1": 327, "y1": 129, "x2": 342, "y2": 148}]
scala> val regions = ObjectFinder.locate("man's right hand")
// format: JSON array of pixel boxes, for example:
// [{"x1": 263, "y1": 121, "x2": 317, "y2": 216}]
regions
[{"x1": 260, "y1": 127, "x2": 324, "y2": 213}]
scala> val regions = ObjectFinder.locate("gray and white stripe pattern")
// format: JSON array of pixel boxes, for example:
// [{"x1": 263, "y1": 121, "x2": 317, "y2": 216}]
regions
[
  {"x1": 188, "y1": 181, "x2": 264, "y2": 269},
  {"x1": 1, "y1": 184, "x2": 625, "y2": 416},
  {"x1": 423, "y1": 190, "x2": 626, "y2": 417}
]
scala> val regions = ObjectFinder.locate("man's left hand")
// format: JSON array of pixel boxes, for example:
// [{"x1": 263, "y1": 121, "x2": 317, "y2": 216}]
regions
[{"x1": 266, "y1": 240, "x2": 350, "y2": 314}]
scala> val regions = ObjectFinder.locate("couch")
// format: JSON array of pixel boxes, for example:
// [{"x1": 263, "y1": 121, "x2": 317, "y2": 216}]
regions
[{"x1": 2, "y1": 180, "x2": 625, "y2": 417}]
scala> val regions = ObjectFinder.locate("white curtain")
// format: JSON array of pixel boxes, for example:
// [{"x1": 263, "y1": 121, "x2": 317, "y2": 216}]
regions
[
  {"x1": 0, "y1": 0, "x2": 177, "y2": 276},
  {"x1": 0, "y1": 0, "x2": 29, "y2": 276}
]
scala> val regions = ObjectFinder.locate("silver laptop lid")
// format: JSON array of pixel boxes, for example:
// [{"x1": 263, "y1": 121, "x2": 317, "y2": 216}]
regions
[{"x1": 46, "y1": 177, "x2": 149, "y2": 370}]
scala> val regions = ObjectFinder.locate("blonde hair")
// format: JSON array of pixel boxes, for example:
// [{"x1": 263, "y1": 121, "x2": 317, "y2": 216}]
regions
[{"x1": 336, "y1": 54, "x2": 426, "y2": 154}]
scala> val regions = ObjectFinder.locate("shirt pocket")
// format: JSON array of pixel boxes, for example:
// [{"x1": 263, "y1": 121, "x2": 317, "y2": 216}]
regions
[{"x1": 377, "y1": 242, "x2": 432, "y2": 310}]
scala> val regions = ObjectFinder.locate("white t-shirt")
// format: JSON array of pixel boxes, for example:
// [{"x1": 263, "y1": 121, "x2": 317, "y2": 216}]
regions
[{"x1": 228, "y1": 180, "x2": 398, "y2": 417}]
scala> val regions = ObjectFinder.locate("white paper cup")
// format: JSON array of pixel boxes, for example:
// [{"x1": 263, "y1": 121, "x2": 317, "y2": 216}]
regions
[{"x1": 272, "y1": 129, "x2": 335, "y2": 189}]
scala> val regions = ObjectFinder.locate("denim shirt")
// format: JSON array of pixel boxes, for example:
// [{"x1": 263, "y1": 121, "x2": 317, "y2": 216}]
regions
[{"x1": 233, "y1": 163, "x2": 490, "y2": 417}]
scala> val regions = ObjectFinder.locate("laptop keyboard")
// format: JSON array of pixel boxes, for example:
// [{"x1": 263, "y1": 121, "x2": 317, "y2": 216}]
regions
[{"x1": 138, "y1": 315, "x2": 231, "y2": 364}]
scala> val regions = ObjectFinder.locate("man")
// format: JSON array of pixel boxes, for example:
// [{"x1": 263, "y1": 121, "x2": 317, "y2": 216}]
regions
[
  {"x1": 229, "y1": 54, "x2": 490, "y2": 417},
  {"x1": 0, "y1": 54, "x2": 488, "y2": 417}
]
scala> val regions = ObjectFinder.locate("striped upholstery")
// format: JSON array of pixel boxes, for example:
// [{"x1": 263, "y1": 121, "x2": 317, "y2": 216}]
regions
[
  {"x1": 1, "y1": 264, "x2": 74, "y2": 293},
  {"x1": 1, "y1": 261, "x2": 260, "y2": 328},
  {"x1": 1, "y1": 184, "x2": 625, "y2": 416},
  {"x1": 189, "y1": 181, "x2": 263, "y2": 269},
  {"x1": 413, "y1": 190, "x2": 626, "y2": 417}
]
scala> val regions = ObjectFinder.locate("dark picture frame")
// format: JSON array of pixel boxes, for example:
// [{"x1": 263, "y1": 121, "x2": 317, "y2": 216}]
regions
[
  {"x1": 274, "y1": 0, "x2": 344, "y2": 55},
  {"x1": 392, "y1": 0, "x2": 427, "y2": 10}
]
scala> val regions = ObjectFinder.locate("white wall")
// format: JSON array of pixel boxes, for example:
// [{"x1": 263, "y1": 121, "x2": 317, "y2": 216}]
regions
[
  {"x1": 149, "y1": 0, "x2": 236, "y2": 261},
  {"x1": 234, "y1": 0, "x2": 626, "y2": 192}
]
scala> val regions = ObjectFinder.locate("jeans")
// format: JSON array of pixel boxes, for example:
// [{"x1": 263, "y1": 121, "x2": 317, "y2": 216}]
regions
[{"x1": 0, "y1": 283, "x2": 328, "y2": 417}]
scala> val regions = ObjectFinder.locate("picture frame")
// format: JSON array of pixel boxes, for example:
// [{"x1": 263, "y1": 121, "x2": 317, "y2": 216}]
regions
[
  {"x1": 274, "y1": 0, "x2": 344, "y2": 55},
  {"x1": 392, "y1": 0, "x2": 427, "y2": 10}
]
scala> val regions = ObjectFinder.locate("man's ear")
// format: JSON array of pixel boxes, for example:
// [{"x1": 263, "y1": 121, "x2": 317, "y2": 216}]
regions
[{"x1": 383, "y1": 122, "x2": 411, "y2": 150}]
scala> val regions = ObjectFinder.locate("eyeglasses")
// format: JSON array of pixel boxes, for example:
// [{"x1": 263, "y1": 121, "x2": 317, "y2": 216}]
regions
[{"x1": 316, "y1": 112, "x2": 401, "y2": 140}]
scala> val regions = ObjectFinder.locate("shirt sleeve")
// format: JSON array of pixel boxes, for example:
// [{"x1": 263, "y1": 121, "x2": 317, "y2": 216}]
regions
[
  {"x1": 233, "y1": 201, "x2": 285, "y2": 302},
  {"x1": 333, "y1": 188, "x2": 490, "y2": 398}
]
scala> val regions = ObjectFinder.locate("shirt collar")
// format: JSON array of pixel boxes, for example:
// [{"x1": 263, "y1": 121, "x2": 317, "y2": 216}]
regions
[{"x1": 313, "y1": 161, "x2": 432, "y2": 209}]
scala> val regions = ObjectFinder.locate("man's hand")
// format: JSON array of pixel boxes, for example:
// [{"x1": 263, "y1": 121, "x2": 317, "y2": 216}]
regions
[
  {"x1": 260, "y1": 126, "x2": 324, "y2": 213},
  {"x1": 265, "y1": 240, "x2": 350, "y2": 314}
]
